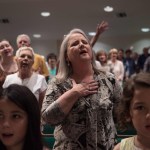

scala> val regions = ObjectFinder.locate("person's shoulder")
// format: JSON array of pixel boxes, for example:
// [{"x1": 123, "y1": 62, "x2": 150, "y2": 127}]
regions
[
  {"x1": 117, "y1": 60, "x2": 123, "y2": 64},
  {"x1": 98, "y1": 71, "x2": 118, "y2": 88},
  {"x1": 96, "y1": 70, "x2": 113, "y2": 77},
  {"x1": 6, "y1": 72, "x2": 17, "y2": 78},
  {"x1": 96, "y1": 71, "x2": 116, "y2": 82},
  {"x1": 33, "y1": 72, "x2": 45, "y2": 79},
  {"x1": 113, "y1": 143, "x2": 121, "y2": 150},
  {"x1": 118, "y1": 136, "x2": 135, "y2": 149},
  {"x1": 105, "y1": 71, "x2": 115, "y2": 78}
]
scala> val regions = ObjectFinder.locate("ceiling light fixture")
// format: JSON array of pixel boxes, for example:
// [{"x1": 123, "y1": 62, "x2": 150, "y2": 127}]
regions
[
  {"x1": 104, "y1": 6, "x2": 114, "y2": 12},
  {"x1": 33, "y1": 34, "x2": 41, "y2": 38},
  {"x1": 141, "y1": 28, "x2": 150, "y2": 32},
  {"x1": 88, "y1": 32, "x2": 96, "y2": 36},
  {"x1": 41, "y1": 12, "x2": 50, "y2": 17}
]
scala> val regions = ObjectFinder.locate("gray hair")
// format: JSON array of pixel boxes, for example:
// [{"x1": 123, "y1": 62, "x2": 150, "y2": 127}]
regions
[
  {"x1": 16, "y1": 46, "x2": 35, "y2": 60},
  {"x1": 16, "y1": 34, "x2": 31, "y2": 45},
  {"x1": 56, "y1": 28, "x2": 100, "y2": 83}
]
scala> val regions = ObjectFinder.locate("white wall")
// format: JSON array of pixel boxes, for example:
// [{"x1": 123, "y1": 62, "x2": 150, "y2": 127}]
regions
[
  {"x1": 93, "y1": 34, "x2": 150, "y2": 54},
  {"x1": 12, "y1": 34, "x2": 150, "y2": 58},
  {"x1": 31, "y1": 39, "x2": 60, "y2": 58}
]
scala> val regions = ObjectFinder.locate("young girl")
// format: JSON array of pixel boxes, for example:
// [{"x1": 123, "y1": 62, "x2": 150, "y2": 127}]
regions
[
  {"x1": 114, "y1": 72, "x2": 150, "y2": 150},
  {"x1": 0, "y1": 84, "x2": 43, "y2": 150}
]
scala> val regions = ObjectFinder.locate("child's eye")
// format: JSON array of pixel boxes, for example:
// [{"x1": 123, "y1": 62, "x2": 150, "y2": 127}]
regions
[
  {"x1": 0, "y1": 114, "x2": 4, "y2": 119},
  {"x1": 136, "y1": 106, "x2": 145, "y2": 110},
  {"x1": 12, "y1": 114, "x2": 21, "y2": 119}
]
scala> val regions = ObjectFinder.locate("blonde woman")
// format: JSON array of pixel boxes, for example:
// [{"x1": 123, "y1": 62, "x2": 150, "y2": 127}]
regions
[
  {"x1": 96, "y1": 50, "x2": 110, "y2": 72},
  {"x1": 108, "y1": 48, "x2": 124, "y2": 86},
  {"x1": 3, "y1": 46, "x2": 47, "y2": 110}
]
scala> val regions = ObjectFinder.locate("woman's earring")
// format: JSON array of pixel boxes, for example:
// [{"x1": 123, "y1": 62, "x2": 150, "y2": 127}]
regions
[
  {"x1": 67, "y1": 61, "x2": 70, "y2": 66},
  {"x1": 66, "y1": 57, "x2": 70, "y2": 66}
]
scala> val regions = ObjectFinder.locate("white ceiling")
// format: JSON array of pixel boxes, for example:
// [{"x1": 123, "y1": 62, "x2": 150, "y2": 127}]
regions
[{"x1": 0, "y1": 0, "x2": 150, "y2": 42}]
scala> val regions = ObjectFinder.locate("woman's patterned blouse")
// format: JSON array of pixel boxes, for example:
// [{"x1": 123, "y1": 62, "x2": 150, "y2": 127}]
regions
[{"x1": 42, "y1": 72, "x2": 122, "y2": 150}]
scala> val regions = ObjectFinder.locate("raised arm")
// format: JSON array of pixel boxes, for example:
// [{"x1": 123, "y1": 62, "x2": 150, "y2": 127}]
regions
[{"x1": 90, "y1": 21, "x2": 109, "y2": 47}]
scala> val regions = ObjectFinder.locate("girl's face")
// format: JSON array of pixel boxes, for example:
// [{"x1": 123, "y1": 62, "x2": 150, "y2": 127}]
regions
[
  {"x1": 0, "y1": 40, "x2": 14, "y2": 58},
  {"x1": 130, "y1": 87, "x2": 150, "y2": 139},
  {"x1": 0, "y1": 99, "x2": 28, "y2": 150},
  {"x1": 67, "y1": 33, "x2": 92, "y2": 65}
]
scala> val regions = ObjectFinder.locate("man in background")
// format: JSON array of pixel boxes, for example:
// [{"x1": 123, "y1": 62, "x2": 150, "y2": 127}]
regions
[
  {"x1": 137, "y1": 47, "x2": 150, "y2": 70},
  {"x1": 16, "y1": 34, "x2": 49, "y2": 81}
]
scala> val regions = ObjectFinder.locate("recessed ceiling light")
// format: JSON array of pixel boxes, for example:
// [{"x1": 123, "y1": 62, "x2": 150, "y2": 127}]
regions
[
  {"x1": 88, "y1": 32, "x2": 96, "y2": 36},
  {"x1": 33, "y1": 34, "x2": 41, "y2": 38},
  {"x1": 104, "y1": 6, "x2": 114, "y2": 12},
  {"x1": 141, "y1": 28, "x2": 150, "y2": 32},
  {"x1": 41, "y1": 12, "x2": 50, "y2": 17}
]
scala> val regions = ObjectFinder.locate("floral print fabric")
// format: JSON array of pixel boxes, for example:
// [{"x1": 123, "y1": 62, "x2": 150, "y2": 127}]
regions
[{"x1": 42, "y1": 72, "x2": 122, "y2": 150}]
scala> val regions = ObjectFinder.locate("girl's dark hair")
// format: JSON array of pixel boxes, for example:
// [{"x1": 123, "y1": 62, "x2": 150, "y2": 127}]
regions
[
  {"x1": 0, "y1": 84, "x2": 43, "y2": 150},
  {"x1": 116, "y1": 72, "x2": 150, "y2": 130}
]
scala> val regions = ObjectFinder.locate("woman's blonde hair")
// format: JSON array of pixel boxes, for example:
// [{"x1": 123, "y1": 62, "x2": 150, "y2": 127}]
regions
[
  {"x1": 16, "y1": 46, "x2": 35, "y2": 60},
  {"x1": 109, "y1": 48, "x2": 118, "y2": 54}
]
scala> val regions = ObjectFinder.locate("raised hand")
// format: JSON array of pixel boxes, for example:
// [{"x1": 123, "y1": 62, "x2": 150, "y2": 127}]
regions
[
  {"x1": 96, "y1": 21, "x2": 109, "y2": 35},
  {"x1": 90, "y1": 20, "x2": 109, "y2": 47}
]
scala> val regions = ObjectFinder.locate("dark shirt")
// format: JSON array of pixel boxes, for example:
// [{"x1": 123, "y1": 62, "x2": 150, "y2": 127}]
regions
[
  {"x1": 123, "y1": 58, "x2": 136, "y2": 77},
  {"x1": 143, "y1": 56, "x2": 150, "y2": 73},
  {"x1": 137, "y1": 53, "x2": 150, "y2": 70}
]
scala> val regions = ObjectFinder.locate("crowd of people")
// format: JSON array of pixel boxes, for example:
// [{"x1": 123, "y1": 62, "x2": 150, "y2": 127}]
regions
[
  {"x1": 96, "y1": 46, "x2": 150, "y2": 83},
  {"x1": 0, "y1": 21, "x2": 150, "y2": 150}
]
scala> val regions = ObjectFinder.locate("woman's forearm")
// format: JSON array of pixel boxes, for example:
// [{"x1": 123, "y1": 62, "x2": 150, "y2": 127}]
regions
[{"x1": 42, "y1": 88, "x2": 80, "y2": 125}]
